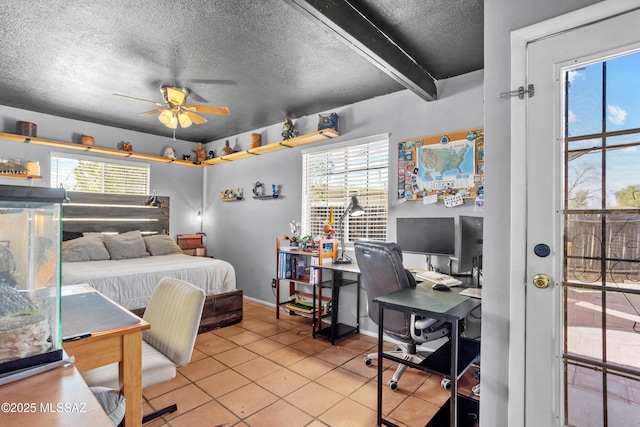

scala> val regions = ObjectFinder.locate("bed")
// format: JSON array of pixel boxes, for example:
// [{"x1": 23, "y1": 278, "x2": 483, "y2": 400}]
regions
[{"x1": 60, "y1": 192, "x2": 243, "y2": 333}]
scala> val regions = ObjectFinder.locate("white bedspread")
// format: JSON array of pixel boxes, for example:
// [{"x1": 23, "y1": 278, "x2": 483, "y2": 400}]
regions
[{"x1": 62, "y1": 254, "x2": 236, "y2": 310}]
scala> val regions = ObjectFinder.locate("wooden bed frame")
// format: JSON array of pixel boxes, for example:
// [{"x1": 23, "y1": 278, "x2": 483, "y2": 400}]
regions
[{"x1": 62, "y1": 191, "x2": 243, "y2": 333}]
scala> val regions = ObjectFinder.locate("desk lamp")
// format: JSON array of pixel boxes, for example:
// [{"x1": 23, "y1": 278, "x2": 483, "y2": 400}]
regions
[{"x1": 335, "y1": 196, "x2": 365, "y2": 264}]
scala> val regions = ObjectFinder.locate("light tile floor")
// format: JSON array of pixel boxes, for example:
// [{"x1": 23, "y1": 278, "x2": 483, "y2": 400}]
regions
[{"x1": 141, "y1": 299, "x2": 478, "y2": 426}]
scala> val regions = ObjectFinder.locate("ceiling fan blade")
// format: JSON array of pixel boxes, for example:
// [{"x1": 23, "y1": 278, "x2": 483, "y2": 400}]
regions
[
  {"x1": 184, "y1": 78, "x2": 238, "y2": 86},
  {"x1": 186, "y1": 105, "x2": 230, "y2": 115},
  {"x1": 113, "y1": 93, "x2": 164, "y2": 106},
  {"x1": 182, "y1": 110, "x2": 208, "y2": 125},
  {"x1": 138, "y1": 108, "x2": 166, "y2": 116}
]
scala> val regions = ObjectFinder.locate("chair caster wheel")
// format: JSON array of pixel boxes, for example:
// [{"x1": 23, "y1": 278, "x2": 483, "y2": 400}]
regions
[
  {"x1": 364, "y1": 357, "x2": 373, "y2": 366},
  {"x1": 388, "y1": 380, "x2": 398, "y2": 391},
  {"x1": 441, "y1": 378, "x2": 451, "y2": 390}
]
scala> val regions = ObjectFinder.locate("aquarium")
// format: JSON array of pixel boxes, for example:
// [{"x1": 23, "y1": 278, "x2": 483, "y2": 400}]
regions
[{"x1": 0, "y1": 185, "x2": 65, "y2": 375}]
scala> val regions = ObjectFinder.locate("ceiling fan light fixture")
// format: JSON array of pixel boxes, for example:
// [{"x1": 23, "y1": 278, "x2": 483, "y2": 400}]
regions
[
  {"x1": 158, "y1": 109, "x2": 173, "y2": 126},
  {"x1": 167, "y1": 115, "x2": 178, "y2": 129},
  {"x1": 178, "y1": 112, "x2": 192, "y2": 128}
]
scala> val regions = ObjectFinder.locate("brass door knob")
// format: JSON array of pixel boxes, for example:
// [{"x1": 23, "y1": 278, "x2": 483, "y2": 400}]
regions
[{"x1": 532, "y1": 273, "x2": 552, "y2": 289}]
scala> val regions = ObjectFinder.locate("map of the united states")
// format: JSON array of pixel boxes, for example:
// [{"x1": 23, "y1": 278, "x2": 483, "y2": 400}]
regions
[{"x1": 420, "y1": 142, "x2": 471, "y2": 180}]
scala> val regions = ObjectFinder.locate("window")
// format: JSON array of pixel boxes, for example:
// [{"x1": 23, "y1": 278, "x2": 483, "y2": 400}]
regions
[
  {"x1": 50, "y1": 152, "x2": 150, "y2": 195},
  {"x1": 302, "y1": 135, "x2": 389, "y2": 244}
]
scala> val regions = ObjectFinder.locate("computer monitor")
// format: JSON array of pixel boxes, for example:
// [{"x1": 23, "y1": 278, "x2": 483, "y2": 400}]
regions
[
  {"x1": 458, "y1": 215, "x2": 483, "y2": 274},
  {"x1": 396, "y1": 217, "x2": 456, "y2": 257}
]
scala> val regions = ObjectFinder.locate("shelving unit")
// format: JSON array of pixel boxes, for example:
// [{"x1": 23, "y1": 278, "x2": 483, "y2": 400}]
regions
[
  {"x1": 276, "y1": 237, "x2": 360, "y2": 344},
  {"x1": 275, "y1": 237, "x2": 331, "y2": 321},
  {"x1": 0, "y1": 128, "x2": 339, "y2": 168}
]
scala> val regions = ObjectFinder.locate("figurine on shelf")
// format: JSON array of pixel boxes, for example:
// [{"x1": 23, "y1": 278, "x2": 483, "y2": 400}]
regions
[
  {"x1": 272, "y1": 184, "x2": 278, "y2": 197},
  {"x1": 207, "y1": 150, "x2": 215, "y2": 160},
  {"x1": 281, "y1": 118, "x2": 298, "y2": 140},
  {"x1": 221, "y1": 140, "x2": 234, "y2": 156},
  {"x1": 192, "y1": 142, "x2": 206, "y2": 164},
  {"x1": 119, "y1": 141, "x2": 133, "y2": 152},
  {"x1": 183, "y1": 154, "x2": 191, "y2": 161},
  {"x1": 252, "y1": 181, "x2": 264, "y2": 197},
  {"x1": 163, "y1": 146, "x2": 177, "y2": 159},
  {"x1": 221, "y1": 188, "x2": 243, "y2": 200}
]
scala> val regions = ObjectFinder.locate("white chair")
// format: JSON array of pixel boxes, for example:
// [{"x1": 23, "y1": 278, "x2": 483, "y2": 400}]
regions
[{"x1": 82, "y1": 277, "x2": 206, "y2": 424}]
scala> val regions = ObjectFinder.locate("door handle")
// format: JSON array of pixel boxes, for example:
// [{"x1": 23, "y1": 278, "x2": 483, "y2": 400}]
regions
[{"x1": 532, "y1": 273, "x2": 552, "y2": 289}]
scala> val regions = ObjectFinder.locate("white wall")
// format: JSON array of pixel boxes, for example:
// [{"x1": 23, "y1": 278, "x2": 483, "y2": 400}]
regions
[
  {"x1": 203, "y1": 70, "x2": 484, "y2": 335},
  {"x1": 0, "y1": 105, "x2": 204, "y2": 237},
  {"x1": 482, "y1": 0, "x2": 600, "y2": 425}
]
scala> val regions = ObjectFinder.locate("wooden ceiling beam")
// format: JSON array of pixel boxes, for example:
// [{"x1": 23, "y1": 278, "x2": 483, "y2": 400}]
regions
[{"x1": 284, "y1": 0, "x2": 437, "y2": 101}]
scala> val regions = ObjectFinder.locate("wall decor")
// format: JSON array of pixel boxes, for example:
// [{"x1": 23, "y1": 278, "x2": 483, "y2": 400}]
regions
[{"x1": 397, "y1": 128, "x2": 484, "y2": 202}]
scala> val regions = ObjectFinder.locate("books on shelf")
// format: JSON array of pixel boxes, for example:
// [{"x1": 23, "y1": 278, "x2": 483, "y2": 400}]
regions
[
  {"x1": 284, "y1": 299, "x2": 316, "y2": 313},
  {"x1": 278, "y1": 252, "x2": 321, "y2": 284}
]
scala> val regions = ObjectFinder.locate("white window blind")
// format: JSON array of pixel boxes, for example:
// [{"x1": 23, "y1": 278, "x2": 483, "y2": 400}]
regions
[
  {"x1": 302, "y1": 136, "x2": 388, "y2": 244},
  {"x1": 50, "y1": 152, "x2": 150, "y2": 195}
]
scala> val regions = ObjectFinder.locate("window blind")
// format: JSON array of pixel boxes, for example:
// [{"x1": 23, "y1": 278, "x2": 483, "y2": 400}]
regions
[
  {"x1": 51, "y1": 152, "x2": 150, "y2": 195},
  {"x1": 302, "y1": 137, "x2": 388, "y2": 244}
]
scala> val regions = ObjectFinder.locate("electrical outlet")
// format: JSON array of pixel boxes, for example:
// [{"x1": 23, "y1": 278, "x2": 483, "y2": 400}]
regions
[{"x1": 271, "y1": 278, "x2": 277, "y2": 288}]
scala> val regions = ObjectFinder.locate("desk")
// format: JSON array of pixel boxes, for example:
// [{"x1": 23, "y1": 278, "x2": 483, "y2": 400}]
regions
[
  {"x1": 312, "y1": 261, "x2": 361, "y2": 344},
  {"x1": 0, "y1": 360, "x2": 113, "y2": 427},
  {"x1": 374, "y1": 284, "x2": 481, "y2": 427},
  {"x1": 62, "y1": 285, "x2": 150, "y2": 427}
]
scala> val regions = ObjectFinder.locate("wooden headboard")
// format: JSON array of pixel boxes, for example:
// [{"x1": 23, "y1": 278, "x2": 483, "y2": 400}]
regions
[{"x1": 61, "y1": 192, "x2": 170, "y2": 240}]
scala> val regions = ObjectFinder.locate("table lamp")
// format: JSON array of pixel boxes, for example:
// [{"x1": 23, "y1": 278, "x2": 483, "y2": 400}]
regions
[{"x1": 335, "y1": 196, "x2": 365, "y2": 264}]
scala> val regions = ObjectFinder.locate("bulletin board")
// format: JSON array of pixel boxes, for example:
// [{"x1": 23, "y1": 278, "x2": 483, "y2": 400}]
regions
[{"x1": 397, "y1": 128, "x2": 484, "y2": 206}]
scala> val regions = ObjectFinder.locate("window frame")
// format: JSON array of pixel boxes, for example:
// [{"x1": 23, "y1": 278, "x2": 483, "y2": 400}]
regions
[
  {"x1": 301, "y1": 134, "x2": 389, "y2": 246},
  {"x1": 50, "y1": 152, "x2": 150, "y2": 195}
]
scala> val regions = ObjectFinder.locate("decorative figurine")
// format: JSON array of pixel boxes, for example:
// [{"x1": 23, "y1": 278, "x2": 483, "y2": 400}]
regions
[
  {"x1": 207, "y1": 150, "x2": 215, "y2": 160},
  {"x1": 253, "y1": 181, "x2": 264, "y2": 197},
  {"x1": 183, "y1": 154, "x2": 190, "y2": 161},
  {"x1": 317, "y1": 113, "x2": 338, "y2": 131},
  {"x1": 163, "y1": 146, "x2": 176, "y2": 159},
  {"x1": 191, "y1": 142, "x2": 206, "y2": 164},
  {"x1": 272, "y1": 184, "x2": 278, "y2": 197},
  {"x1": 119, "y1": 141, "x2": 133, "y2": 152},
  {"x1": 221, "y1": 140, "x2": 234, "y2": 156},
  {"x1": 282, "y1": 118, "x2": 298, "y2": 140}
]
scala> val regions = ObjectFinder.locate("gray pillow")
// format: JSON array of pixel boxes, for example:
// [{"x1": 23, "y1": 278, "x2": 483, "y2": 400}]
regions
[
  {"x1": 62, "y1": 236, "x2": 110, "y2": 262},
  {"x1": 103, "y1": 232, "x2": 150, "y2": 260},
  {"x1": 143, "y1": 235, "x2": 183, "y2": 256}
]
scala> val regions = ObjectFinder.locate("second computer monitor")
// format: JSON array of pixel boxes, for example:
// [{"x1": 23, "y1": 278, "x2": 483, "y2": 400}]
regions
[{"x1": 458, "y1": 215, "x2": 483, "y2": 274}]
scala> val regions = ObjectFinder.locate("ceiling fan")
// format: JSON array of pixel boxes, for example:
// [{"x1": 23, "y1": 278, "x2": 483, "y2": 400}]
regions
[{"x1": 114, "y1": 86, "x2": 229, "y2": 129}]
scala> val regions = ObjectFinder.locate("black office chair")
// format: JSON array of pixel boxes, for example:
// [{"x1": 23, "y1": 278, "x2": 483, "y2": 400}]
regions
[{"x1": 355, "y1": 240, "x2": 450, "y2": 391}]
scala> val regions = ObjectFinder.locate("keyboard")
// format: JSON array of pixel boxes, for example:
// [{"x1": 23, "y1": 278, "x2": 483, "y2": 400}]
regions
[{"x1": 415, "y1": 270, "x2": 462, "y2": 287}]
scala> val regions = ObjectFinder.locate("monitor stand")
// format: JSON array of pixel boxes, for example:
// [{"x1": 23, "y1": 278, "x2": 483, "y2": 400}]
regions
[{"x1": 424, "y1": 255, "x2": 454, "y2": 276}]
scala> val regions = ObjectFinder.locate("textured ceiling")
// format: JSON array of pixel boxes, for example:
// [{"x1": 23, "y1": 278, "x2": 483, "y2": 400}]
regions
[{"x1": 0, "y1": 0, "x2": 483, "y2": 142}]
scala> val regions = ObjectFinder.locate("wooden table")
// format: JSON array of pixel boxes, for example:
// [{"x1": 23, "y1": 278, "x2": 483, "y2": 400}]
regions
[
  {"x1": 62, "y1": 284, "x2": 150, "y2": 427},
  {"x1": 0, "y1": 360, "x2": 113, "y2": 427}
]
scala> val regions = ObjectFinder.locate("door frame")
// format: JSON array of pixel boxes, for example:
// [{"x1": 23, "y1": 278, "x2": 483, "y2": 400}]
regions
[{"x1": 508, "y1": 1, "x2": 640, "y2": 425}]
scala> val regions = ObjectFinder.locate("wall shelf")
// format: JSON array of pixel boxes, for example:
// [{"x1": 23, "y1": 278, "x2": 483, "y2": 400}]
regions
[
  {"x1": 0, "y1": 173, "x2": 42, "y2": 180},
  {"x1": 203, "y1": 129, "x2": 339, "y2": 166},
  {"x1": 0, "y1": 131, "x2": 201, "y2": 168},
  {"x1": 253, "y1": 195, "x2": 279, "y2": 200},
  {"x1": 0, "y1": 128, "x2": 339, "y2": 168}
]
